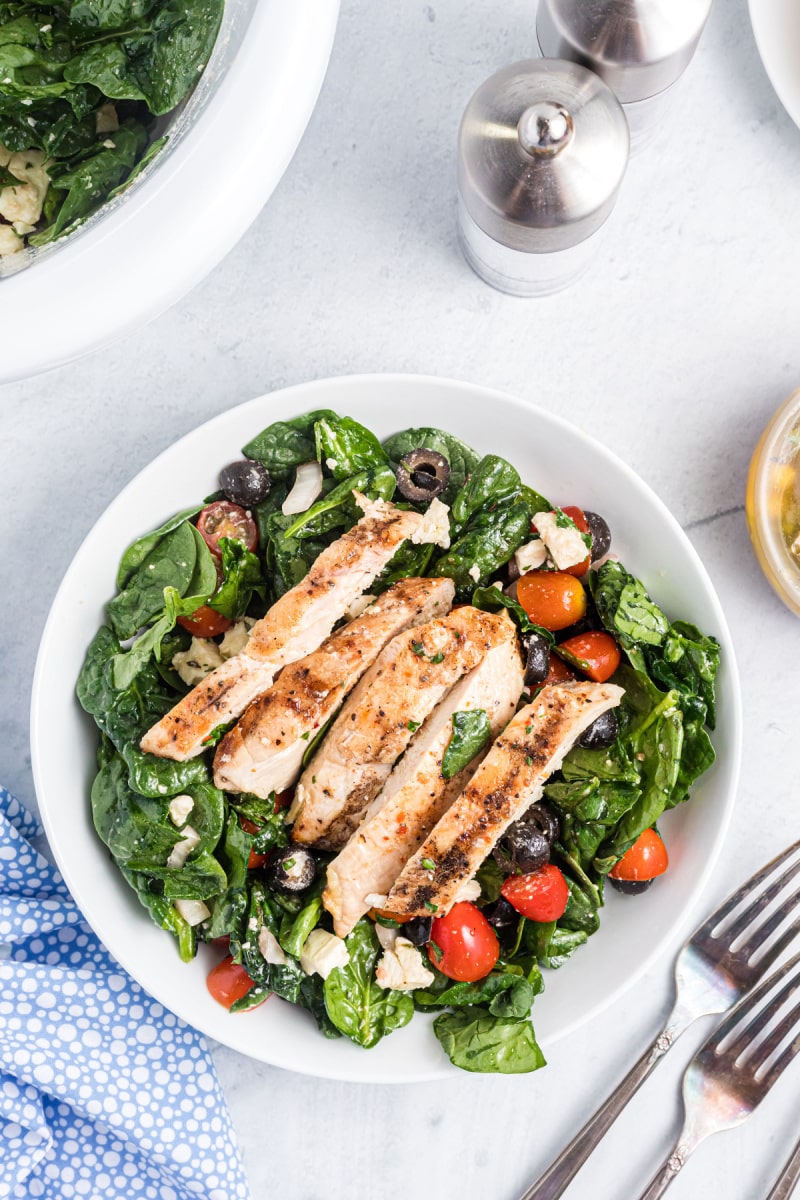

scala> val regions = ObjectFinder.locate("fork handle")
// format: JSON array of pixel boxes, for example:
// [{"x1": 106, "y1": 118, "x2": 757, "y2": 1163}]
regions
[
  {"x1": 765, "y1": 1137, "x2": 800, "y2": 1200},
  {"x1": 518, "y1": 1001, "x2": 693, "y2": 1200},
  {"x1": 637, "y1": 1138, "x2": 698, "y2": 1200}
]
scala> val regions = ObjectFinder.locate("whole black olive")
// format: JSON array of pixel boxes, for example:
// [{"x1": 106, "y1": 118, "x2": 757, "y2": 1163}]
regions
[
  {"x1": 219, "y1": 459, "x2": 271, "y2": 507},
  {"x1": 264, "y1": 846, "x2": 317, "y2": 895},
  {"x1": 584, "y1": 511, "x2": 611, "y2": 563},
  {"x1": 395, "y1": 448, "x2": 451, "y2": 503},
  {"x1": 577, "y1": 708, "x2": 619, "y2": 750},
  {"x1": 483, "y1": 897, "x2": 518, "y2": 939},
  {"x1": 557, "y1": 609, "x2": 603, "y2": 641},
  {"x1": 609, "y1": 876, "x2": 653, "y2": 896},
  {"x1": 402, "y1": 916, "x2": 433, "y2": 947},
  {"x1": 493, "y1": 804, "x2": 560, "y2": 875},
  {"x1": 522, "y1": 632, "x2": 551, "y2": 687}
]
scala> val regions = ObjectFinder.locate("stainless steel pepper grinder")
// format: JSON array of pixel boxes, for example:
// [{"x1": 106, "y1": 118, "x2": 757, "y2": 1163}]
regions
[
  {"x1": 457, "y1": 59, "x2": 629, "y2": 298},
  {"x1": 537, "y1": 0, "x2": 713, "y2": 148}
]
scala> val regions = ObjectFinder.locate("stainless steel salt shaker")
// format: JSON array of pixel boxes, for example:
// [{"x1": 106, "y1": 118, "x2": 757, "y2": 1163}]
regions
[
  {"x1": 537, "y1": 0, "x2": 713, "y2": 148},
  {"x1": 457, "y1": 59, "x2": 629, "y2": 297}
]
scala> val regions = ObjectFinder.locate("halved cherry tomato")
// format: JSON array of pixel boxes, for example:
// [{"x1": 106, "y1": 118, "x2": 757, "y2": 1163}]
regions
[
  {"x1": 197, "y1": 501, "x2": 258, "y2": 557},
  {"x1": 274, "y1": 789, "x2": 294, "y2": 812},
  {"x1": 558, "y1": 506, "x2": 592, "y2": 576},
  {"x1": 517, "y1": 571, "x2": 587, "y2": 631},
  {"x1": 428, "y1": 901, "x2": 499, "y2": 982},
  {"x1": 206, "y1": 955, "x2": 259, "y2": 1009},
  {"x1": 238, "y1": 817, "x2": 269, "y2": 869},
  {"x1": 177, "y1": 605, "x2": 233, "y2": 637},
  {"x1": 557, "y1": 631, "x2": 621, "y2": 683},
  {"x1": 501, "y1": 864, "x2": 570, "y2": 922},
  {"x1": 610, "y1": 829, "x2": 669, "y2": 882},
  {"x1": 543, "y1": 654, "x2": 577, "y2": 685}
]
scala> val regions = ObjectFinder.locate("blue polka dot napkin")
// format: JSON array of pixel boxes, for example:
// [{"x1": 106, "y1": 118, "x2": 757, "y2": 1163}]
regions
[{"x1": 0, "y1": 787, "x2": 252, "y2": 1200}]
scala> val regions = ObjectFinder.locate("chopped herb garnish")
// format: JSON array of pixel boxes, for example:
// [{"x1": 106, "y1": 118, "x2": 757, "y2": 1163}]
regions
[
  {"x1": 421, "y1": 857, "x2": 436, "y2": 871},
  {"x1": 300, "y1": 731, "x2": 310, "y2": 741},
  {"x1": 411, "y1": 641, "x2": 426, "y2": 657},
  {"x1": 525, "y1": 755, "x2": 533, "y2": 766},
  {"x1": 429, "y1": 652, "x2": 445, "y2": 664},
  {"x1": 525, "y1": 724, "x2": 532, "y2": 734},
  {"x1": 407, "y1": 719, "x2": 422, "y2": 732},
  {"x1": 283, "y1": 858, "x2": 296, "y2": 870},
  {"x1": 424, "y1": 900, "x2": 439, "y2": 913}
]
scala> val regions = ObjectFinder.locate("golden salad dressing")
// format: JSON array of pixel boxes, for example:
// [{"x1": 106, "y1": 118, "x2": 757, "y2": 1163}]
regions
[{"x1": 746, "y1": 392, "x2": 800, "y2": 617}]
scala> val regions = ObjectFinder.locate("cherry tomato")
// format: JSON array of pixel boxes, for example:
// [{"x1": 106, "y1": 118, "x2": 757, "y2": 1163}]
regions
[
  {"x1": 557, "y1": 631, "x2": 621, "y2": 683},
  {"x1": 177, "y1": 605, "x2": 233, "y2": 637},
  {"x1": 501, "y1": 864, "x2": 570, "y2": 922},
  {"x1": 610, "y1": 829, "x2": 669, "y2": 882},
  {"x1": 238, "y1": 817, "x2": 269, "y2": 869},
  {"x1": 274, "y1": 789, "x2": 294, "y2": 812},
  {"x1": 542, "y1": 654, "x2": 577, "y2": 685},
  {"x1": 517, "y1": 571, "x2": 587, "y2": 631},
  {"x1": 428, "y1": 901, "x2": 499, "y2": 982},
  {"x1": 206, "y1": 955, "x2": 259, "y2": 1009},
  {"x1": 197, "y1": 501, "x2": 258, "y2": 557},
  {"x1": 368, "y1": 907, "x2": 410, "y2": 924},
  {"x1": 558, "y1": 506, "x2": 592, "y2": 576}
]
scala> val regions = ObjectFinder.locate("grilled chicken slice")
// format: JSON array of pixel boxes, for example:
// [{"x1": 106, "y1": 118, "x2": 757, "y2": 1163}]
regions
[
  {"x1": 385, "y1": 680, "x2": 624, "y2": 918},
  {"x1": 140, "y1": 495, "x2": 430, "y2": 761},
  {"x1": 290, "y1": 607, "x2": 515, "y2": 850},
  {"x1": 323, "y1": 632, "x2": 523, "y2": 937},
  {"x1": 212, "y1": 577, "x2": 455, "y2": 797}
]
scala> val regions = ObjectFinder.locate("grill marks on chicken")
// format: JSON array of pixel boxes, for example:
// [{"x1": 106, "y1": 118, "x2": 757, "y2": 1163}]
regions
[
  {"x1": 140, "y1": 496, "x2": 430, "y2": 761},
  {"x1": 384, "y1": 681, "x2": 624, "y2": 918},
  {"x1": 323, "y1": 632, "x2": 524, "y2": 937},
  {"x1": 212, "y1": 578, "x2": 455, "y2": 798},
  {"x1": 289, "y1": 607, "x2": 514, "y2": 850}
]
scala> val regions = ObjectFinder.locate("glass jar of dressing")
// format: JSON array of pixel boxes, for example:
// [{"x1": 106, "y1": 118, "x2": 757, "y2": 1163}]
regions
[{"x1": 746, "y1": 389, "x2": 800, "y2": 618}]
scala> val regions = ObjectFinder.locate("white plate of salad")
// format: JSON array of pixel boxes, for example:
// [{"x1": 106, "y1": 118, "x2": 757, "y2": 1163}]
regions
[{"x1": 31, "y1": 374, "x2": 741, "y2": 1082}]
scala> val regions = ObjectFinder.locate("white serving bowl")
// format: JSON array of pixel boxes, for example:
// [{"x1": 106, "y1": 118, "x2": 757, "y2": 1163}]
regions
[
  {"x1": 31, "y1": 374, "x2": 741, "y2": 1083},
  {"x1": 0, "y1": 0, "x2": 339, "y2": 383}
]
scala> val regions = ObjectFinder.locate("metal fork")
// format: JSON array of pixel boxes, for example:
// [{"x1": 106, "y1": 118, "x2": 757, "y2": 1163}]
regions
[
  {"x1": 638, "y1": 949, "x2": 800, "y2": 1198},
  {"x1": 520, "y1": 839, "x2": 800, "y2": 1200}
]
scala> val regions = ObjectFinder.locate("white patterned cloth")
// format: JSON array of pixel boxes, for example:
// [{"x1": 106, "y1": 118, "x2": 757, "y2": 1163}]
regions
[{"x1": 0, "y1": 788, "x2": 252, "y2": 1200}]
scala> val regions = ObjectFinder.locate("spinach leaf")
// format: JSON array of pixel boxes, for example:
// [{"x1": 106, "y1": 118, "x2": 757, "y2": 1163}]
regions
[
  {"x1": 242, "y1": 410, "x2": 338, "y2": 481},
  {"x1": 300, "y1": 974, "x2": 342, "y2": 1039},
  {"x1": 599, "y1": 707, "x2": 683, "y2": 864},
  {"x1": 116, "y1": 504, "x2": 203, "y2": 590},
  {"x1": 433, "y1": 498, "x2": 531, "y2": 598},
  {"x1": 92, "y1": 754, "x2": 181, "y2": 866},
  {"x1": 415, "y1": 972, "x2": 536, "y2": 1019},
  {"x1": 647, "y1": 621, "x2": 720, "y2": 729},
  {"x1": 441, "y1": 709, "x2": 491, "y2": 780},
  {"x1": 323, "y1": 921, "x2": 414, "y2": 1048},
  {"x1": 592, "y1": 561, "x2": 670, "y2": 649},
  {"x1": 450, "y1": 454, "x2": 521, "y2": 531},
  {"x1": 121, "y1": 866, "x2": 197, "y2": 962},
  {"x1": 106, "y1": 519, "x2": 197, "y2": 639},
  {"x1": 282, "y1": 467, "x2": 395, "y2": 540},
  {"x1": 432, "y1": 1008, "x2": 545, "y2": 1074},
  {"x1": 132, "y1": 851, "x2": 228, "y2": 901},
  {"x1": 208, "y1": 536, "x2": 263, "y2": 621},
  {"x1": 108, "y1": 583, "x2": 217, "y2": 691},
  {"x1": 382, "y1": 426, "x2": 480, "y2": 506},
  {"x1": 314, "y1": 415, "x2": 391, "y2": 480},
  {"x1": 372, "y1": 539, "x2": 435, "y2": 591},
  {"x1": 122, "y1": 744, "x2": 208, "y2": 798},
  {"x1": 471, "y1": 584, "x2": 555, "y2": 645},
  {"x1": 262, "y1": 510, "x2": 327, "y2": 598},
  {"x1": 279, "y1": 897, "x2": 323, "y2": 960},
  {"x1": 475, "y1": 858, "x2": 505, "y2": 904},
  {"x1": 77, "y1": 626, "x2": 174, "y2": 750}
]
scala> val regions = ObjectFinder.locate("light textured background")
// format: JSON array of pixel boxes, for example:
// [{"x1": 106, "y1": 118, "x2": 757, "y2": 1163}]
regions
[{"x1": 3, "y1": 1, "x2": 800, "y2": 1197}]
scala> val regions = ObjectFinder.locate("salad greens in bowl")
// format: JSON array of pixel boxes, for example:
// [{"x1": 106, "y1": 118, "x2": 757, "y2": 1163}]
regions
[
  {"x1": 31, "y1": 375, "x2": 741, "y2": 1083},
  {"x1": 0, "y1": 0, "x2": 224, "y2": 264}
]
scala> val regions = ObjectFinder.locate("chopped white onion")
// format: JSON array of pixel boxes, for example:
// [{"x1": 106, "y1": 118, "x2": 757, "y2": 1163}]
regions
[
  {"x1": 173, "y1": 898, "x2": 210, "y2": 927},
  {"x1": 282, "y1": 460, "x2": 323, "y2": 516}
]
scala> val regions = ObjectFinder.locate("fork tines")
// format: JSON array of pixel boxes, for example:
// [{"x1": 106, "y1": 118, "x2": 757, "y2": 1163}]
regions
[{"x1": 706, "y1": 950, "x2": 800, "y2": 1090}]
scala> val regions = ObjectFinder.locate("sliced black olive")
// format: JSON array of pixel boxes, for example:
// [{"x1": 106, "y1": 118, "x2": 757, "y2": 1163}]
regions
[
  {"x1": 395, "y1": 448, "x2": 451, "y2": 503},
  {"x1": 265, "y1": 846, "x2": 317, "y2": 894},
  {"x1": 522, "y1": 632, "x2": 551, "y2": 687},
  {"x1": 219, "y1": 459, "x2": 271, "y2": 507},
  {"x1": 483, "y1": 897, "x2": 518, "y2": 939},
  {"x1": 577, "y1": 708, "x2": 619, "y2": 750},
  {"x1": 402, "y1": 916, "x2": 433, "y2": 947},
  {"x1": 609, "y1": 876, "x2": 653, "y2": 895},
  {"x1": 493, "y1": 803, "x2": 560, "y2": 875},
  {"x1": 584, "y1": 511, "x2": 611, "y2": 562}
]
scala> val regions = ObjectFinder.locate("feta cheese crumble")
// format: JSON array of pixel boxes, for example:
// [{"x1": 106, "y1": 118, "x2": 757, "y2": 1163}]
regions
[
  {"x1": 531, "y1": 510, "x2": 589, "y2": 571},
  {"x1": 411, "y1": 497, "x2": 451, "y2": 550},
  {"x1": 300, "y1": 930, "x2": 350, "y2": 980}
]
